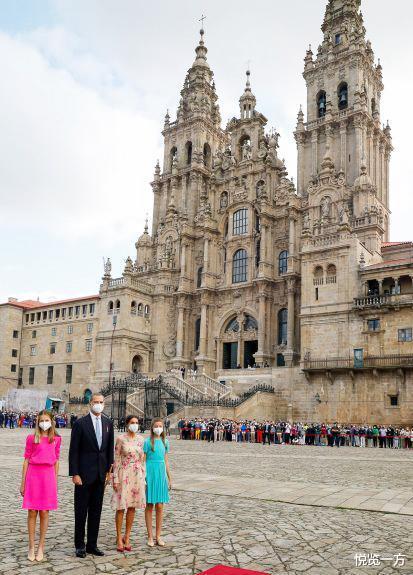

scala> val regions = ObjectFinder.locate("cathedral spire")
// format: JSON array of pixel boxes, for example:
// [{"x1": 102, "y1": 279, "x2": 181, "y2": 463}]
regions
[
  {"x1": 239, "y1": 69, "x2": 256, "y2": 120},
  {"x1": 174, "y1": 26, "x2": 221, "y2": 126}
]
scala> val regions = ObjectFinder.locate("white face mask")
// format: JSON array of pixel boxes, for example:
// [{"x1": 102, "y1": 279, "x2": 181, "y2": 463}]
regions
[
  {"x1": 92, "y1": 403, "x2": 104, "y2": 414},
  {"x1": 39, "y1": 421, "x2": 52, "y2": 431},
  {"x1": 128, "y1": 423, "x2": 139, "y2": 433},
  {"x1": 153, "y1": 427, "x2": 163, "y2": 436}
]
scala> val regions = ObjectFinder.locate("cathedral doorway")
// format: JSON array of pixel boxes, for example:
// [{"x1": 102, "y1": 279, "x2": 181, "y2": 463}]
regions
[
  {"x1": 244, "y1": 340, "x2": 258, "y2": 368},
  {"x1": 223, "y1": 342, "x2": 238, "y2": 369},
  {"x1": 132, "y1": 354, "x2": 143, "y2": 374},
  {"x1": 221, "y1": 314, "x2": 259, "y2": 369}
]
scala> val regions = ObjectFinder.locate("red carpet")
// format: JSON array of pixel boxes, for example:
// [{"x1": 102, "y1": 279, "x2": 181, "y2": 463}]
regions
[{"x1": 198, "y1": 566, "x2": 269, "y2": 575}]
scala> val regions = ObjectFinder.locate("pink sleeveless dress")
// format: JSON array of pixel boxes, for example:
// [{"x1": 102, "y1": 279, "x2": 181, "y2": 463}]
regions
[{"x1": 22, "y1": 434, "x2": 61, "y2": 511}]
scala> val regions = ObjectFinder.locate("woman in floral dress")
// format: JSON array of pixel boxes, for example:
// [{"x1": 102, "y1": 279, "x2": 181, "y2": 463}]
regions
[{"x1": 112, "y1": 415, "x2": 146, "y2": 552}]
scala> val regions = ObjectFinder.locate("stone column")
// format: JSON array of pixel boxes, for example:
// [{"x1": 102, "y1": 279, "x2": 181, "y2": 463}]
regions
[
  {"x1": 377, "y1": 279, "x2": 383, "y2": 296},
  {"x1": 296, "y1": 133, "x2": 305, "y2": 195},
  {"x1": 340, "y1": 121, "x2": 347, "y2": 174},
  {"x1": 176, "y1": 304, "x2": 185, "y2": 358},
  {"x1": 180, "y1": 243, "x2": 186, "y2": 276},
  {"x1": 393, "y1": 278, "x2": 400, "y2": 295},
  {"x1": 203, "y1": 237, "x2": 209, "y2": 273},
  {"x1": 354, "y1": 117, "x2": 363, "y2": 177},
  {"x1": 311, "y1": 131, "x2": 318, "y2": 177},
  {"x1": 288, "y1": 216, "x2": 295, "y2": 254},
  {"x1": 287, "y1": 278, "x2": 296, "y2": 352},
  {"x1": 374, "y1": 134, "x2": 380, "y2": 189},
  {"x1": 380, "y1": 142, "x2": 385, "y2": 205},
  {"x1": 199, "y1": 303, "x2": 208, "y2": 357},
  {"x1": 257, "y1": 293, "x2": 266, "y2": 358}
]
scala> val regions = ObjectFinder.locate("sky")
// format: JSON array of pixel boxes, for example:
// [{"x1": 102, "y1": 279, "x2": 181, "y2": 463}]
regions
[{"x1": 0, "y1": 0, "x2": 411, "y2": 304}]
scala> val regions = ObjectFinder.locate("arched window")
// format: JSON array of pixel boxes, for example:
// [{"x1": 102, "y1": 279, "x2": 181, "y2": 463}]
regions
[
  {"x1": 108, "y1": 301, "x2": 114, "y2": 314},
  {"x1": 278, "y1": 309, "x2": 288, "y2": 345},
  {"x1": 233, "y1": 208, "x2": 248, "y2": 235},
  {"x1": 279, "y1": 250, "x2": 288, "y2": 275},
  {"x1": 371, "y1": 98, "x2": 376, "y2": 115},
  {"x1": 197, "y1": 266, "x2": 203, "y2": 288},
  {"x1": 115, "y1": 299, "x2": 120, "y2": 312},
  {"x1": 144, "y1": 304, "x2": 150, "y2": 316},
  {"x1": 203, "y1": 143, "x2": 211, "y2": 168},
  {"x1": 243, "y1": 315, "x2": 258, "y2": 331},
  {"x1": 185, "y1": 141, "x2": 192, "y2": 165},
  {"x1": 137, "y1": 303, "x2": 143, "y2": 316},
  {"x1": 232, "y1": 249, "x2": 248, "y2": 283},
  {"x1": 194, "y1": 318, "x2": 201, "y2": 351},
  {"x1": 225, "y1": 317, "x2": 240, "y2": 333},
  {"x1": 326, "y1": 264, "x2": 337, "y2": 284},
  {"x1": 131, "y1": 301, "x2": 137, "y2": 315},
  {"x1": 83, "y1": 388, "x2": 92, "y2": 404},
  {"x1": 338, "y1": 82, "x2": 348, "y2": 110},
  {"x1": 170, "y1": 146, "x2": 177, "y2": 169},
  {"x1": 317, "y1": 90, "x2": 327, "y2": 118},
  {"x1": 313, "y1": 265, "x2": 324, "y2": 286}
]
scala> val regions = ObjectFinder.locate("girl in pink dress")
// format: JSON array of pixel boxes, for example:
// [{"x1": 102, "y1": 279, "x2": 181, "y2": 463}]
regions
[{"x1": 20, "y1": 410, "x2": 61, "y2": 562}]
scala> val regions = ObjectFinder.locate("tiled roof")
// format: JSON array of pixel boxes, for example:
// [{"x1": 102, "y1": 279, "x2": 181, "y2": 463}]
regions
[
  {"x1": 382, "y1": 241, "x2": 412, "y2": 248},
  {"x1": 364, "y1": 258, "x2": 413, "y2": 270},
  {"x1": 0, "y1": 299, "x2": 44, "y2": 309},
  {"x1": 1, "y1": 295, "x2": 100, "y2": 310}
]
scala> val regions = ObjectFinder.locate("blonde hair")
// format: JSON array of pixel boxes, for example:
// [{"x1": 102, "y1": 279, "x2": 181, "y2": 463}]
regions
[
  {"x1": 34, "y1": 410, "x2": 59, "y2": 444},
  {"x1": 149, "y1": 417, "x2": 166, "y2": 452}
]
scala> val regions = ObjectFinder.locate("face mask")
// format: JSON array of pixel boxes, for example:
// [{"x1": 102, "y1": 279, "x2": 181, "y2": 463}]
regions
[
  {"x1": 92, "y1": 403, "x2": 104, "y2": 414},
  {"x1": 128, "y1": 423, "x2": 139, "y2": 433},
  {"x1": 39, "y1": 421, "x2": 52, "y2": 431},
  {"x1": 153, "y1": 427, "x2": 163, "y2": 436}
]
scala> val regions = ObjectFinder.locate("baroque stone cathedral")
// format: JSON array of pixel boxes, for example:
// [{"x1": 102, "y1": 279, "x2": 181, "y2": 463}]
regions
[{"x1": 4, "y1": 0, "x2": 411, "y2": 423}]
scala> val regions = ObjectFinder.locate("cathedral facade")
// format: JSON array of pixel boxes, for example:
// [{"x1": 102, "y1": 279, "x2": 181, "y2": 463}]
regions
[{"x1": 1, "y1": 0, "x2": 412, "y2": 424}]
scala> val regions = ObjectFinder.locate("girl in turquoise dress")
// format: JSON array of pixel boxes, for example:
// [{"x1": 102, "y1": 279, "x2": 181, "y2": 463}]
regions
[{"x1": 143, "y1": 418, "x2": 171, "y2": 547}]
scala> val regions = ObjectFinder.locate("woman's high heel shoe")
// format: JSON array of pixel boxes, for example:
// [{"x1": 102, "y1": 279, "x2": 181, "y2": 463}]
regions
[
  {"x1": 27, "y1": 549, "x2": 35, "y2": 562},
  {"x1": 35, "y1": 548, "x2": 44, "y2": 562},
  {"x1": 122, "y1": 536, "x2": 132, "y2": 552},
  {"x1": 156, "y1": 537, "x2": 166, "y2": 547}
]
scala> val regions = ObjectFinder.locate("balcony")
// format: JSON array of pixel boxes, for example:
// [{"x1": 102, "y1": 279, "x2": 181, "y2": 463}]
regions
[
  {"x1": 353, "y1": 293, "x2": 413, "y2": 310},
  {"x1": 303, "y1": 354, "x2": 413, "y2": 372}
]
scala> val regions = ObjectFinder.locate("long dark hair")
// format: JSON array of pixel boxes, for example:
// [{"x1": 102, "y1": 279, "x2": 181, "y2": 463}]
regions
[{"x1": 149, "y1": 417, "x2": 166, "y2": 452}]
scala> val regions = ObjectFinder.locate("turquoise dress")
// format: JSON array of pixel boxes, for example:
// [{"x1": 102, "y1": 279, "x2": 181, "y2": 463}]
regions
[{"x1": 144, "y1": 437, "x2": 170, "y2": 504}]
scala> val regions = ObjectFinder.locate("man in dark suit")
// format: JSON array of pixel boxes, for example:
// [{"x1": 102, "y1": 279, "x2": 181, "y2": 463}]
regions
[{"x1": 68, "y1": 393, "x2": 114, "y2": 558}]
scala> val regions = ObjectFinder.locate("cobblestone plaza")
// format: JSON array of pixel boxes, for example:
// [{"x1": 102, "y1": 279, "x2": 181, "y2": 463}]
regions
[{"x1": 1, "y1": 429, "x2": 412, "y2": 575}]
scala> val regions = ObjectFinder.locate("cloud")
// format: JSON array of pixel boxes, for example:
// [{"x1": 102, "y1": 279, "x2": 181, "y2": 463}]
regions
[
  {"x1": 0, "y1": 28, "x2": 160, "y2": 244},
  {"x1": 0, "y1": 0, "x2": 412, "y2": 304}
]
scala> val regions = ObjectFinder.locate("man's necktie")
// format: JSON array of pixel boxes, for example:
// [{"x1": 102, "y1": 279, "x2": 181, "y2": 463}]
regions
[{"x1": 95, "y1": 417, "x2": 102, "y2": 449}]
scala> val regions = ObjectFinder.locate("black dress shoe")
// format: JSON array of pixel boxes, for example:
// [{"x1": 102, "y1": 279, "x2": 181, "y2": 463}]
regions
[
  {"x1": 86, "y1": 546, "x2": 105, "y2": 556},
  {"x1": 75, "y1": 548, "x2": 86, "y2": 558}
]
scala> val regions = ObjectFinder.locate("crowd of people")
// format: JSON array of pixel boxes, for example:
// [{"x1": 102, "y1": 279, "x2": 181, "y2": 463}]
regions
[
  {"x1": 177, "y1": 418, "x2": 413, "y2": 449},
  {"x1": 0, "y1": 411, "x2": 77, "y2": 429}
]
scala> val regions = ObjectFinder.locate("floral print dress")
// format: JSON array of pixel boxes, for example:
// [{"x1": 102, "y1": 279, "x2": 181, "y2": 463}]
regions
[{"x1": 111, "y1": 433, "x2": 146, "y2": 510}]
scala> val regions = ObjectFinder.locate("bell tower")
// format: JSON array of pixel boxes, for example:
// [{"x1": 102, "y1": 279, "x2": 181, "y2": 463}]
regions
[
  {"x1": 295, "y1": 0, "x2": 392, "y2": 244},
  {"x1": 153, "y1": 28, "x2": 227, "y2": 232}
]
